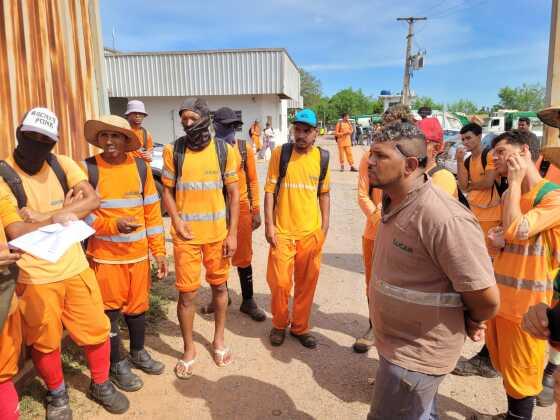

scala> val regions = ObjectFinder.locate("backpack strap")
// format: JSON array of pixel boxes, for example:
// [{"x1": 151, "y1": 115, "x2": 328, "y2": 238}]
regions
[
  {"x1": 427, "y1": 165, "x2": 443, "y2": 177},
  {"x1": 173, "y1": 136, "x2": 187, "y2": 196},
  {"x1": 534, "y1": 181, "x2": 560, "y2": 206},
  {"x1": 46, "y1": 155, "x2": 69, "y2": 197},
  {"x1": 273, "y1": 143, "x2": 294, "y2": 209},
  {"x1": 214, "y1": 139, "x2": 228, "y2": 182},
  {"x1": 317, "y1": 147, "x2": 329, "y2": 196},
  {"x1": 237, "y1": 140, "x2": 253, "y2": 206},
  {"x1": 0, "y1": 161, "x2": 27, "y2": 209},
  {"x1": 141, "y1": 127, "x2": 148, "y2": 148},
  {"x1": 133, "y1": 157, "x2": 148, "y2": 196},
  {"x1": 84, "y1": 156, "x2": 99, "y2": 190}
]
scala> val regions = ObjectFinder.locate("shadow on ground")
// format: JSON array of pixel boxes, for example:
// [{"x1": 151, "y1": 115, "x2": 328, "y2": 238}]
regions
[{"x1": 321, "y1": 253, "x2": 364, "y2": 274}]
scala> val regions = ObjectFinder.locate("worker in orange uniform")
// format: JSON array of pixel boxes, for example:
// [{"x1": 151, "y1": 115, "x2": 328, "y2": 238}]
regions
[
  {"x1": 125, "y1": 100, "x2": 154, "y2": 162},
  {"x1": 250, "y1": 120, "x2": 262, "y2": 153},
  {"x1": 82, "y1": 115, "x2": 168, "y2": 392},
  {"x1": 453, "y1": 122, "x2": 501, "y2": 379},
  {"x1": 202, "y1": 107, "x2": 266, "y2": 321},
  {"x1": 0, "y1": 192, "x2": 81, "y2": 420},
  {"x1": 161, "y1": 98, "x2": 239, "y2": 379},
  {"x1": 265, "y1": 108, "x2": 330, "y2": 349},
  {"x1": 471, "y1": 130, "x2": 560, "y2": 420},
  {"x1": 354, "y1": 145, "x2": 382, "y2": 353},
  {"x1": 334, "y1": 112, "x2": 357, "y2": 172},
  {"x1": 0, "y1": 108, "x2": 129, "y2": 419}
]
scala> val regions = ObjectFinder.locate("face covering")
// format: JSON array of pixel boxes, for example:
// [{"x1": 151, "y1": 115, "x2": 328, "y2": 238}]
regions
[
  {"x1": 14, "y1": 130, "x2": 56, "y2": 175},
  {"x1": 182, "y1": 117, "x2": 211, "y2": 151},
  {"x1": 214, "y1": 122, "x2": 236, "y2": 145}
]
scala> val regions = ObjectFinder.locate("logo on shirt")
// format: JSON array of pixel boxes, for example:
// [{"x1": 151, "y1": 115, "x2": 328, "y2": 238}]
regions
[
  {"x1": 205, "y1": 170, "x2": 219, "y2": 176},
  {"x1": 393, "y1": 238, "x2": 413, "y2": 254},
  {"x1": 124, "y1": 191, "x2": 141, "y2": 198},
  {"x1": 51, "y1": 199, "x2": 64, "y2": 207}
]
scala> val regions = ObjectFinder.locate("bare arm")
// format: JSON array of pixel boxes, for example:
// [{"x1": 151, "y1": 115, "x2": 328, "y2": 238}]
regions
[
  {"x1": 225, "y1": 181, "x2": 240, "y2": 237},
  {"x1": 162, "y1": 186, "x2": 192, "y2": 241},
  {"x1": 319, "y1": 192, "x2": 330, "y2": 235},
  {"x1": 5, "y1": 213, "x2": 78, "y2": 240},
  {"x1": 462, "y1": 286, "x2": 500, "y2": 322},
  {"x1": 264, "y1": 191, "x2": 277, "y2": 247}
]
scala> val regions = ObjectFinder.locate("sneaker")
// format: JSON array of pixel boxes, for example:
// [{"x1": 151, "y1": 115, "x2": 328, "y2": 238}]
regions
[
  {"x1": 452, "y1": 354, "x2": 499, "y2": 378},
  {"x1": 537, "y1": 372, "x2": 555, "y2": 407},
  {"x1": 45, "y1": 387, "x2": 73, "y2": 420},
  {"x1": 129, "y1": 349, "x2": 165, "y2": 375},
  {"x1": 87, "y1": 380, "x2": 130, "y2": 415},
  {"x1": 353, "y1": 327, "x2": 374, "y2": 353},
  {"x1": 240, "y1": 299, "x2": 266, "y2": 322},
  {"x1": 110, "y1": 359, "x2": 144, "y2": 391}
]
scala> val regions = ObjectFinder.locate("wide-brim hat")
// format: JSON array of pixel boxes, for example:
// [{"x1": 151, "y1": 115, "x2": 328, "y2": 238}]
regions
[
  {"x1": 538, "y1": 106, "x2": 560, "y2": 167},
  {"x1": 538, "y1": 106, "x2": 560, "y2": 128},
  {"x1": 84, "y1": 115, "x2": 141, "y2": 152}
]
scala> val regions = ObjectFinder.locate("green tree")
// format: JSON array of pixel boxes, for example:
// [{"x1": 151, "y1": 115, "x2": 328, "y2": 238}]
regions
[
  {"x1": 299, "y1": 69, "x2": 322, "y2": 109},
  {"x1": 447, "y1": 99, "x2": 478, "y2": 115},
  {"x1": 329, "y1": 88, "x2": 375, "y2": 117},
  {"x1": 411, "y1": 96, "x2": 443, "y2": 110},
  {"x1": 497, "y1": 83, "x2": 545, "y2": 111},
  {"x1": 315, "y1": 97, "x2": 337, "y2": 125},
  {"x1": 371, "y1": 98, "x2": 384, "y2": 114}
]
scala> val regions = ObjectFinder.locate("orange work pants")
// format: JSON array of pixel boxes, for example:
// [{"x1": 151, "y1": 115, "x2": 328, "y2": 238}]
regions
[
  {"x1": 232, "y1": 202, "x2": 253, "y2": 268},
  {"x1": 92, "y1": 259, "x2": 151, "y2": 315},
  {"x1": 16, "y1": 269, "x2": 110, "y2": 353},
  {"x1": 486, "y1": 316, "x2": 546, "y2": 399},
  {"x1": 338, "y1": 143, "x2": 354, "y2": 166},
  {"x1": 266, "y1": 229, "x2": 325, "y2": 334},
  {"x1": 173, "y1": 240, "x2": 230, "y2": 293},
  {"x1": 362, "y1": 237, "x2": 375, "y2": 296},
  {"x1": 0, "y1": 304, "x2": 22, "y2": 382}
]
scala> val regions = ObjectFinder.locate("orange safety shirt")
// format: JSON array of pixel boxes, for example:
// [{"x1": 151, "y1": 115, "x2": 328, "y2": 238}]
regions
[
  {"x1": 464, "y1": 151, "x2": 501, "y2": 222},
  {"x1": 235, "y1": 140, "x2": 260, "y2": 211},
  {"x1": 130, "y1": 127, "x2": 154, "y2": 162},
  {"x1": 0, "y1": 155, "x2": 90, "y2": 285},
  {"x1": 430, "y1": 167, "x2": 458, "y2": 198},
  {"x1": 357, "y1": 152, "x2": 382, "y2": 240},
  {"x1": 335, "y1": 121, "x2": 353, "y2": 148},
  {"x1": 162, "y1": 139, "x2": 238, "y2": 244},
  {"x1": 494, "y1": 179, "x2": 560, "y2": 322},
  {"x1": 537, "y1": 156, "x2": 560, "y2": 184},
  {"x1": 83, "y1": 154, "x2": 165, "y2": 264},
  {"x1": 265, "y1": 146, "x2": 330, "y2": 240}
]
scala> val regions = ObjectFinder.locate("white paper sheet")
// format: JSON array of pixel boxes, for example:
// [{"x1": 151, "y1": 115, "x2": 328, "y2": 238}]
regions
[{"x1": 8, "y1": 221, "x2": 95, "y2": 263}]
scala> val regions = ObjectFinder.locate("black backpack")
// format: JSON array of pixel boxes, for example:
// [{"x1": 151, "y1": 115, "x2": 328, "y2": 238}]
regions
[
  {"x1": 273, "y1": 143, "x2": 330, "y2": 208},
  {"x1": 464, "y1": 147, "x2": 508, "y2": 198},
  {"x1": 0, "y1": 155, "x2": 69, "y2": 209},
  {"x1": 84, "y1": 156, "x2": 148, "y2": 195},
  {"x1": 428, "y1": 165, "x2": 470, "y2": 209}
]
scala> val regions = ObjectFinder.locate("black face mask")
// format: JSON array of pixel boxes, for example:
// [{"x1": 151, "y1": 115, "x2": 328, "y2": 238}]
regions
[
  {"x1": 182, "y1": 117, "x2": 211, "y2": 151},
  {"x1": 14, "y1": 131, "x2": 56, "y2": 175}
]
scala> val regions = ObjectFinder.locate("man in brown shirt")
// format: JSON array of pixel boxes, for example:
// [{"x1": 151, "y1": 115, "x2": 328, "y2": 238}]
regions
[{"x1": 367, "y1": 121, "x2": 500, "y2": 419}]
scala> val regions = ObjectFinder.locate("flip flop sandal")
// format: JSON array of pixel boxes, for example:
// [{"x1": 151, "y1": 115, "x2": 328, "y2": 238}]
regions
[
  {"x1": 213, "y1": 347, "x2": 233, "y2": 367},
  {"x1": 174, "y1": 358, "x2": 196, "y2": 380}
]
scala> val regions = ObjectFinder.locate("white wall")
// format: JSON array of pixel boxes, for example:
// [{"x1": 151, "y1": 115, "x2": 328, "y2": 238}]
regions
[{"x1": 130, "y1": 95, "x2": 288, "y2": 145}]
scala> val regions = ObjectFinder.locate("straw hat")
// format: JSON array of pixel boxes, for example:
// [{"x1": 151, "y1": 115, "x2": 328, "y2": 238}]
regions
[
  {"x1": 84, "y1": 115, "x2": 141, "y2": 152},
  {"x1": 538, "y1": 106, "x2": 560, "y2": 128},
  {"x1": 538, "y1": 106, "x2": 560, "y2": 167}
]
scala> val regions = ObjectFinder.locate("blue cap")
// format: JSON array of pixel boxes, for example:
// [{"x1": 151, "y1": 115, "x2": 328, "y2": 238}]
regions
[{"x1": 294, "y1": 108, "x2": 317, "y2": 128}]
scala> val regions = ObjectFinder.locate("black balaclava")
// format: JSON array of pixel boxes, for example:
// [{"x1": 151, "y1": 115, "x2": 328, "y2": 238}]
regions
[
  {"x1": 179, "y1": 98, "x2": 211, "y2": 151},
  {"x1": 214, "y1": 122, "x2": 236, "y2": 145},
  {"x1": 14, "y1": 128, "x2": 56, "y2": 175}
]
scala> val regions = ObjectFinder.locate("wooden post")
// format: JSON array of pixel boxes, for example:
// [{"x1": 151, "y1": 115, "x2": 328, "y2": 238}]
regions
[{"x1": 543, "y1": 0, "x2": 560, "y2": 165}]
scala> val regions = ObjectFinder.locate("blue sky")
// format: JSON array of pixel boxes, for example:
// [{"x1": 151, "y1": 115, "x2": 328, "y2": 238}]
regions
[{"x1": 100, "y1": 0, "x2": 550, "y2": 107}]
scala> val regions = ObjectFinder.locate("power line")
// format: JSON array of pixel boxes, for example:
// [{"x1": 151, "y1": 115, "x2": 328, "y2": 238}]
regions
[{"x1": 397, "y1": 17, "x2": 427, "y2": 106}]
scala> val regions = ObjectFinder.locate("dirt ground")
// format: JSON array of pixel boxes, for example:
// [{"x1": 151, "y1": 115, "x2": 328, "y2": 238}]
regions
[{"x1": 20, "y1": 137, "x2": 555, "y2": 419}]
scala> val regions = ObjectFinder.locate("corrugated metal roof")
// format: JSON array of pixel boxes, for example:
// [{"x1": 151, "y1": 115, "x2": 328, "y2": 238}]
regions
[
  {"x1": 105, "y1": 49, "x2": 300, "y2": 100},
  {"x1": 0, "y1": 0, "x2": 107, "y2": 160}
]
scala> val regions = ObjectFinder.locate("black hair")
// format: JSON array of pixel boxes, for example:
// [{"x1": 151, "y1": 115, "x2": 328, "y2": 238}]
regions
[
  {"x1": 491, "y1": 129, "x2": 531, "y2": 149},
  {"x1": 518, "y1": 117, "x2": 531, "y2": 125},
  {"x1": 460, "y1": 123, "x2": 482, "y2": 136},
  {"x1": 380, "y1": 121, "x2": 428, "y2": 168},
  {"x1": 342, "y1": 112, "x2": 350, "y2": 118}
]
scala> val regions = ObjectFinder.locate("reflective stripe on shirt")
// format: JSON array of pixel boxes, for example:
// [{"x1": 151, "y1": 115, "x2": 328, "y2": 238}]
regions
[
  {"x1": 374, "y1": 279, "x2": 464, "y2": 308},
  {"x1": 180, "y1": 209, "x2": 226, "y2": 222},
  {"x1": 176, "y1": 181, "x2": 223, "y2": 191},
  {"x1": 503, "y1": 242, "x2": 545, "y2": 257},
  {"x1": 495, "y1": 274, "x2": 553, "y2": 292},
  {"x1": 84, "y1": 214, "x2": 96, "y2": 225},
  {"x1": 146, "y1": 226, "x2": 164, "y2": 236},
  {"x1": 100, "y1": 197, "x2": 143, "y2": 209},
  {"x1": 95, "y1": 230, "x2": 147, "y2": 243},
  {"x1": 143, "y1": 193, "x2": 160, "y2": 205}
]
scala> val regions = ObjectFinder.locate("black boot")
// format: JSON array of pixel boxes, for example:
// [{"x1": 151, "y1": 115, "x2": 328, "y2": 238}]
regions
[
  {"x1": 452, "y1": 346, "x2": 498, "y2": 378},
  {"x1": 240, "y1": 299, "x2": 266, "y2": 322},
  {"x1": 110, "y1": 359, "x2": 143, "y2": 392},
  {"x1": 45, "y1": 387, "x2": 73, "y2": 420},
  {"x1": 537, "y1": 362, "x2": 557, "y2": 407},
  {"x1": 129, "y1": 348, "x2": 165, "y2": 375},
  {"x1": 87, "y1": 380, "x2": 130, "y2": 415}
]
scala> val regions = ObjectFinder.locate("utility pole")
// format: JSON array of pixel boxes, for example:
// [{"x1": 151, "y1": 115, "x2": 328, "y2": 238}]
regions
[
  {"x1": 543, "y1": 0, "x2": 560, "y2": 167},
  {"x1": 397, "y1": 17, "x2": 427, "y2": 106}
]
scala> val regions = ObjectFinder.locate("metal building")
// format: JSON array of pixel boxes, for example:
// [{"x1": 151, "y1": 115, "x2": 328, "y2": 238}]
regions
[
  {"x1": 104, "y1": 48, "x2": 302, "y2": 144},
  {"x1": 0, "y1": 0, "x2": 108, "y2": 160}
]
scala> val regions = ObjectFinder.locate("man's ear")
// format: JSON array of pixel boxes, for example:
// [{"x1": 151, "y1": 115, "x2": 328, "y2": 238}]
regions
[{"x1": 404, "y1": 157, "x2": 420, "y2": 176}]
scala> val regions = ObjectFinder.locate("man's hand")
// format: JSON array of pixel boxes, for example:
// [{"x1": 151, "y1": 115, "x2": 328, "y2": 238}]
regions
[
  {"x1": 0, "y1": 245, "x2": 21, "y2": 266},
  {"x1": 140, "y1": 150, "x2": 153, "y2": 162},
  {"x1": 52, "y1": 212, "x2": 78, "y2": 226},
  {"x1": 506, "y1": 153, "x2": 528, "y2": 185},
  {"x1": 172, "y1": 217, "x2": 193, "y2": 241},
  {"x1": 265, "y1": 223, "x2": 277, "y2": 248},
  {"x1": 466, "y1": 317, "x2": 486, "y2": 342},
  {"x1": 222, "y1": 233, "x2": 237, "y2": 258},
  {"x1": 487, "y1": 226, "x2": 505, "y2": 249},
  {"x1": 116, "y1": 216, "x2": 142, "y2": 234},
  {"x1": 18, "y1": 207, "x2": 50, "y2": 223},
  {"x1": 522, "y1": 303, "x2": 550, "y2": 340},
  {"x1": 63, "y1": 188, "x2": 84, "y2": 207},
  {"x1": 251, "y1": 212, "x2": 262, "y2": 231},
  {"x1": 455, "y1": 147, "x2": 466, "y2": 162},
  {"x1": 154, "y1": 255, "x2": 168, "y2": 280}
]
